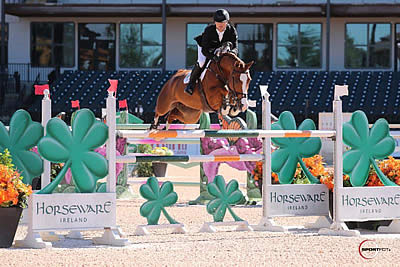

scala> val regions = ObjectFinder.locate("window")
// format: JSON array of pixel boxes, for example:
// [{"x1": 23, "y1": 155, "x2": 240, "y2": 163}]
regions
[
  {"x1": 395, "y1": 24, "x2": 400, "y2": 71},
  {"x1": 345, "y1": 23, "x2": 391, "y2": 68},
  {"x1": 31, "y1": 22, "x2": 74, "y2": 67},
  {"x1": 236, "y1": 24, "x2": 272, "y2": 71},
  {"x1": 186, "y1": 24, "x2": 207, "y2": 67},
  {"x1": 119, "y1": 23, "x2": 162, "y2": 68},
  {"x1": 277, "y1": 23, "x2": 322, "y2": 68},
  {"x1": 79, "y1": 23, "x2": 115, "y2": 71}
]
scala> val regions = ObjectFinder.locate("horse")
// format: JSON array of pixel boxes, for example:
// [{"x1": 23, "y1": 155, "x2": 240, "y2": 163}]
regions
[{"x1": 150, "y1": 49, "x2": 254, "y2": 130}]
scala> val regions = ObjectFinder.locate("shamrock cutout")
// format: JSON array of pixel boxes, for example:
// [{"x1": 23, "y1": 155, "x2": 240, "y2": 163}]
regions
[
  {"x1": 343, "y1": 110, "x2": 396, "y2": 186},
  {"x1": 0, "y1": 110, "x2": 43, "y2": 184},
  {"x1": 37, "y1": 109, "x2": 108, "y2": 194},
  {"x1": 139, "y1": 177, "x2": 179, "y2": 225},
  {"x1": 271, "y1": 111, "x2": 321, "y2": 184},
  {"x1": 206, "y1": 175, "x2": 244, "y2": 222}
]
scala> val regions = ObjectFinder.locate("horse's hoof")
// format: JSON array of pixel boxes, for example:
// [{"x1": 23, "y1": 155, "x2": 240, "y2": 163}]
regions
[
  {"x1": 149, "y1": 124, "x2": 158, "y2": 131},
  {"x1": 229, "y1": 107, "x2": 240, "y2": 117},
  {"x1": 220, "y1": 106, "x2": 230, "y2": 116}
]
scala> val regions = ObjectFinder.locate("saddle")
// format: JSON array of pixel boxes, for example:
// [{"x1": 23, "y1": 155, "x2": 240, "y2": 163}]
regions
[{"x1": 183, "y1": 61, "x2": 210, "y2": 84}]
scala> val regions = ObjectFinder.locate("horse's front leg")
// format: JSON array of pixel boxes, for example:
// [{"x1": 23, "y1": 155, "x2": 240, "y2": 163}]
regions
[
  {"x1": 150, "y1": 116, "x2": 160, "y2": 130},
  {"x1": 220, "y1": 95, "x2": 230, "y2": 116}
]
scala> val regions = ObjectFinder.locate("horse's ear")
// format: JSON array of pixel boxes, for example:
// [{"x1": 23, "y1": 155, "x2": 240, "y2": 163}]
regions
[{"x1": 245, "y1": 61, "x2": 254, "y2": 70}]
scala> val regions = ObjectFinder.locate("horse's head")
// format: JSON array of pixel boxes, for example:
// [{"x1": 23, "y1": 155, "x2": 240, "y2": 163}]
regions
[{"x1": 218, "y1": 53, "x2": 254, "y2": 115}]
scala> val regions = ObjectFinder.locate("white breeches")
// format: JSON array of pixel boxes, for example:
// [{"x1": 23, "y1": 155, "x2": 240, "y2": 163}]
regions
[{"x1": 197, "y1": 45, "x2": 207, "y2": 68}]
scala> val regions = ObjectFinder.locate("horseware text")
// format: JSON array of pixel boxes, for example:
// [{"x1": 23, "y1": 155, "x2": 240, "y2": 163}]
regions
[
  {"x1": 35, "y1": 201, "x2": 112, "y2": 216},
  {"x1": 341, "y1": 194, "x2": 400, "y2": 207},
  {"x1": 270, "y1": 192, "x2": 326, "y2": 204}
]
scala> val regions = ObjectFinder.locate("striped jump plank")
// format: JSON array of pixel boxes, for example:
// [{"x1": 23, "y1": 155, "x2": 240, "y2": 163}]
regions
[
  {"x1": 116, "y1": 154, "x2": 264, "y2": 163},
  {"x1": 118, "y1": 129, "x2": 336, "y2": 139},
  {"x1": 127, "y1": 138, "x2": 200, "y2": 145},
  {"x1": 116, "y1": 124, "x2": 221, "y2": 130}
]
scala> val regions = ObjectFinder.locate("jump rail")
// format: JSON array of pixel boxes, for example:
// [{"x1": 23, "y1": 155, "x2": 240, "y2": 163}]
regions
[
  {"x1": 116, "y1": 123, "x2": 220, "y2": 130},
  {"x1": 127, "y1": 138, "x2": 200, "y2": 145},
  {"x1": 116, "y1": 154, "x2": 264, "y2": 163},
  {"x1": 107, "y1": 85, "x2": 345, "y2": 234},
  {"x1": 117, "y1": 129, "x2": 336, "y2": 139}
]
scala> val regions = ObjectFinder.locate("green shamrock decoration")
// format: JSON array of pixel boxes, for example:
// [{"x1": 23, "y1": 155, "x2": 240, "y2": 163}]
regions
[
  {"x1": 139, "y1": 177, "x2": 179, "y2": 225},
  {"x1": 343, "y1": 110, "x2": 396, "y2": 186},
  {"x1": 206, "y1": 175, "x2": 244, "y2": 222},
  {"x1": 37, "y1": 109, "x2": 109, "y2": 194},
  {"x1": 0, "y1": 110, "x2": 43, "y2": 184},
  {"x1": 271, "y1": 111, "x2": 321, "y2": 184}
]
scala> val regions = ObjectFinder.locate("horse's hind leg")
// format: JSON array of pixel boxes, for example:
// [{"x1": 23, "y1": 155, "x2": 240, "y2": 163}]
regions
[
  {"x1": 150, "y1": 80, "x2": 177, "y2": 130},
  {"x1": 166, "y1": 109, "x2": 181, "y2": 130}
]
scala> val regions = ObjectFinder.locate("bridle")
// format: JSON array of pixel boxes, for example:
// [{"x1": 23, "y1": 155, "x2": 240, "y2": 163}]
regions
[{"x1": 205, "y1": 54, "x2": 249, "y2": 108}]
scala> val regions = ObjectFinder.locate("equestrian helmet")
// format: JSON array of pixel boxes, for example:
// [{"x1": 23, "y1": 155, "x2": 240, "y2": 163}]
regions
[{"x1": 214, "y1": 9, "x2": 230, "y2": 22}]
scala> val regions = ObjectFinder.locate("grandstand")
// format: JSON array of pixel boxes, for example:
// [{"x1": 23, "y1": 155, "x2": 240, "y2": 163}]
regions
[
  {"x1": 1, "y1": 0, "x2": 400, "y2": 125},
  {"x1": 23, "y1": 69, "x2": 400, "y2": 125}
]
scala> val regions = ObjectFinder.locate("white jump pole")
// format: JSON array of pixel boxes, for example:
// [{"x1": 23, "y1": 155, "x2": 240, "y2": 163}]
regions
[
  {"x1": 255, "y1": 85, "x2": 287, "y2": 232},
  {"x1": 38, "y1": 89, "x2": 64, "y2": 242},
  {"x1": 319, "y1": 85, "x2": 359, "y2": 236},
  {"x1": 41, "y1": 89, "x2": 51, "y2": 189},
  {"x1": 262, "y1": 87, "x2": 271, "y2": 217},
  {"x1": 92, "y1": 89, "x2": 130, "y2": 246},
  {"x1": 107, "y1": 90, "x2": 117, "y2": 193}
]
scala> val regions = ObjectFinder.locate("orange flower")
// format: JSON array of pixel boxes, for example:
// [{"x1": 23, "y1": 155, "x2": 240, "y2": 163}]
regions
[{"x1": 0, "y1": 160, "x2": 32, "y2": 208}]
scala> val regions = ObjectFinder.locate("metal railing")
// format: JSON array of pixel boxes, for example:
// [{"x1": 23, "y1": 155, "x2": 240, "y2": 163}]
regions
[{"x1": 7, "y1": 63, "x2": 55, "y2": 82}]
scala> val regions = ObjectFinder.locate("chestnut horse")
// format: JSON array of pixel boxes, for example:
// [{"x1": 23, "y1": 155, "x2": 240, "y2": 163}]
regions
[{"x1": 151, "y1": 52, "x2": 254, "y2": 129}]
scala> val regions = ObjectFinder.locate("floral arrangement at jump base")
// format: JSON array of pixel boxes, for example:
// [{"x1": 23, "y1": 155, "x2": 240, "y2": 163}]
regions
[
  {"x1": 150, "y1": 146, "x2": 174, "y2": 177},
  {"x1": 252, "y1": 155, "x2": 400, "y2": 191},
  {"x1": 252, "y1": 155, "x2": 331, "y2": 190},
  {"x1": 319, "y1": 156, "x2": 400, "y2": 190},
  {"x1": 0, "y1": 149, "x2": 33, "y2": 248},
  {"x1": 151, "y1": 146, "x2": 174, "y2": 156},
  {"x1": 0, "y1": 149, "x2": 32, "y2": 208},
  {"x1": 133, "y1": 145, "x2": 174, "y2": 177}
]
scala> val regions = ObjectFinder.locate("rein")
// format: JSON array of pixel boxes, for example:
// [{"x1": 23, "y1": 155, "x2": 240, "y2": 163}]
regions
[{"x1": 205, "y1": 54, "x2": 248, "y2": 104}]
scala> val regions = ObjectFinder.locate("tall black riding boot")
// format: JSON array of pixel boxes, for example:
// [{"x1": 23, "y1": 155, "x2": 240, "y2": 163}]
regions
[{"x1": 185, "y1": 63, "x2": 202, "y2": 95}]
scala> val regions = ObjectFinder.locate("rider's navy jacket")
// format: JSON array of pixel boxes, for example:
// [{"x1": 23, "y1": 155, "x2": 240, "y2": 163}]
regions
[{"x1": 194, "y1": 23, "x2": 238, "y2": 60}]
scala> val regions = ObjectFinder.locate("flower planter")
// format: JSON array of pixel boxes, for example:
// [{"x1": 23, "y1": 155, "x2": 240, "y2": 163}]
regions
[
  {"x1": 0, "y1": 207, "x2": 22, "y2": 248},
  {"x1": 152, "y1": 162, "x2": 168, "y2": 177}
]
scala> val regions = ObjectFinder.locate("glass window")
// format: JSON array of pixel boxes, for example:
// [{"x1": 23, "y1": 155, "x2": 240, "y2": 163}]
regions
[
  {"x1": 345, "y1": 23, "x2": 391, "y2": 68},
  {"x1": 186, "y1": 23, "x2": 207, "y2": 67},
  {"x1": 236, "y1": 24, "x2": 273, "y2": 71},
  {"x1": 31, "y1": 22, "x2": 74, "y2": 67},
  {"x1": 277, "y1": 23, "x2": 322, "y2": 68},
  {"x1": 395, "y1": 24, "x2": 400, "y2": 71},
  {"x1": 78, "y1": 23, "x2": 116, "y2": 70},
  {"x1": 79, "y1": 23, "x2": 115, "y2": 71},
  {"x1": 119, "y1": 23, "x2": 162, "y2": 68}
]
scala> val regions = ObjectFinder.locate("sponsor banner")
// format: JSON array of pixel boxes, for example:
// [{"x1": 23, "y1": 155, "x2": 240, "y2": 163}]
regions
[
  {"x1": 338, "y1": 187, "x2": 400, "y2": 221},
  {"x1": 30, "y1": 193, "x2": 116, "y2": 231},
  {"x1": 266, "y1": 184, "x2": 329, "y2": 216}
]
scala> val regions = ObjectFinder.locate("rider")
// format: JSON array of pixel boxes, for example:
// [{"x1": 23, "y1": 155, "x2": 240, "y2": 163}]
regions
[{"x1": 184, "y1": 9, "x2": 239, "y2": 95}]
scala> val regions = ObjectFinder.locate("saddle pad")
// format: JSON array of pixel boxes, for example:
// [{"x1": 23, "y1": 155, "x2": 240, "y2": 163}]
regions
[{"x1": 183, "y1": 61, "x2": 210, "y2": 84}]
